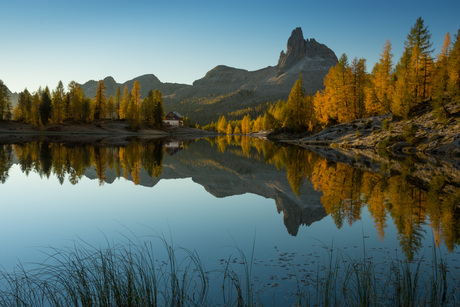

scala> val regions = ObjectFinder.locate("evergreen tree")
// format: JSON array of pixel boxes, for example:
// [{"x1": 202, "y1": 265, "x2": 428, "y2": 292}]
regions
[
  {"x1": 142, "y1": 90, "x2": 155, "y2": 126},
  {"x1": 262, "y1": 110, "x2": 277, "y2": 130},
  {"x1": 17, "y1": 89, "x2": 32, "y2": 122},
  {"x1": 284, "y1": 74, "x2": 306, "y2": 130},
  {"x1": 335, "y1": 54, "x2": 353, "y2": 122},
  {"x1": 107, "y1": 95, "x2": 115, "y2": 119},
  {"x1": 393, "y1": 48, "x2": 417, "y2": 117},
  {"x1": 366, "y1": 39, "x2": 394, "y2": 115},
  {"x1": 241, "y1": 114, "x2": 251, "y2": 134},
  {"x1": 283, "y1": 74, "x2": 316, "y2": 130},
  {"x1": 152, "y1": 89, "x2": 164, "y2": 128},
  {"x1": 217, "y1": 115, "x2": 227, "y2": 133},
  {"x1": 313, "y1": 90, "x2": 329, "y2": 126},
  {"x1": 68, "y1": 81, "x2": 84, "y2": 121},
  {"x1": 0, "y1": 80, "x2": 12, "y2": 120},
  {"x1": 52, "y1": 81, "x2": 66, "y2": 123},
  {"x1": 316, "y1": 54, "x2": 353, "y2": 123},
  {"x1": 115, "y1": 86, "x2": 121, "y2": 119},
  {"x1": 39, "y1": 88, "x2": 52, "y2": 125},
  {"x1": 94, "y1": 80, "x2": 107, "y2": 120},
  {"x1": 350, "y1": 57, "x2": 367, "y2": 119},
  {"x1": 394, "y1": 17, "x2": 434, "y2": 117},
  {"x1": 271, "y1": 100, "x2": 286, "y2": 127},
  {"x1": 406, "y1": 17, "x2": 434, "y2": 55},
  {"x1": 226, "y1": 123, "x2": 233, "y2": 135},
  {"x1": 127, "y1": 81, "x2": 142, "y2": 129},
  {"x1": 252, "y1": 115, "x2": 263, "y2": 132},
  {"x1": 448, "y1": 29, "x2": 460, "y2": 98},
  {"x1": 120, "y1": 85, "x2": 130, "y2": 119},
  {"x1": 82, "y1": 97, "x2": 93, "y2": 122},
  {"x1": 29, "y1": 93, "x2": 40, "y2": 126},
  {"x1": 432, "y1": 32, "x2": 452, "y2": 121},
  {"x1": 141, "y1": 97, "x2": 149, "y2": 122}
]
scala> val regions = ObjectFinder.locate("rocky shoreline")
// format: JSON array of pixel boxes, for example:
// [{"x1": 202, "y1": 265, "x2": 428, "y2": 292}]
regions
[
  {"x1": 278, "y1": 100, "x2": 459, "y2": 158},
  {"x1": 265, "y1": 100, "x2": 460, "y2": 196},
  {"x1": 0, "y1": 120, "x2": 217, "y2": 145}
]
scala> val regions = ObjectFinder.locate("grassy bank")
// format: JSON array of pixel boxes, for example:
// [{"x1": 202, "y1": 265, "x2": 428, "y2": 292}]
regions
[{"x1": 1, "y1": 236, "x2": 459, "y2": 306}]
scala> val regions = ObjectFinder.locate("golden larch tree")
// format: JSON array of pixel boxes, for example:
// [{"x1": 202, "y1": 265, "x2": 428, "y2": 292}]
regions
[
  {"x1": 127, "y1": 81, "x2": 142, "y2": 129},
  {"x1": 94, "y1": 80, "x2": 107, "y2": 120},
  {"x1": 120, "y1": 85, "x2": 130, "y2": 119},
  {"x1": 366, "y1": 39, "x2": 394, "y2": 115}
]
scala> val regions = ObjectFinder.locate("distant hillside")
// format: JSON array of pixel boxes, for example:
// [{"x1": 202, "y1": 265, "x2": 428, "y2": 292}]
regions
[
  {"x1": 80, "y1": 74, "x2": 190, "y2": 100},
  {"x1": 80, "y1": 27, "x2": 338, "y2": 125}
]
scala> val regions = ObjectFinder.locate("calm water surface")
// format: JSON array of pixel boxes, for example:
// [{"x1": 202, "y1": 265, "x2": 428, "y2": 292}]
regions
[{"x1": 0, "y1": 137, "x2": 459, "y2": 304}]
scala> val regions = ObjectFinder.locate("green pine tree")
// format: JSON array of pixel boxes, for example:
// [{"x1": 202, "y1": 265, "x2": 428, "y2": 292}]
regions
[
  {"x1": 39, "y1": 88, "x2": 52, "y2": 125},
  {"x1": 152, "y1": 89, "x2": 164, "y2": 128},
  {"x1": 0, "y1": 80, "x2": 12, "y2": 120}
]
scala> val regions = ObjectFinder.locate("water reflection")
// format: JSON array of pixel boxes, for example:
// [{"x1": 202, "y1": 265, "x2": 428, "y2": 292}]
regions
[
  {"x1": 10, "y1": 140, "x2": 165, "y2": 186},
  {"x1": 1, "y1": 136, "x2": 459, "y2": 260},
  {"x1": 0, "y1": 144, "x2": 13, "y2": 183}
]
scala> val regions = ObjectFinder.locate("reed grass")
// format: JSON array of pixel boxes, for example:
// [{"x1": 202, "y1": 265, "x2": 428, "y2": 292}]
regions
[
  {"x1": 0, "y1": 236, "x2": 209, "y2": 306},
  {"x1": 1, "y1": 236, "x2": 459, "y2": 306},
  {"x1": 221, "y1": 237, "x2": 258, "y2": 306},
  {"x1": 293, "y1": 243, "x2": 460, "y2": 307}
]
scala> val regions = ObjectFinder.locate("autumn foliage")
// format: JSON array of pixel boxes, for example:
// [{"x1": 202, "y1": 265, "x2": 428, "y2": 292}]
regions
[
  {"x1": 206, "y1": 18, "x2": 460, "y2": 134},
  {"x1": 13, "y1": 80, "x2": 165, "y2": 130},
  {"x1": 202, "y1": 137, "x2": 459, "y2": 260}
]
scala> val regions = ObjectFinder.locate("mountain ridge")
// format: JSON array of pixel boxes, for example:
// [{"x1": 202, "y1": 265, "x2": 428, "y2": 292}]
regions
[
  {"x1": 80, "y1": 74, "x2": 190, "y2": 99},
  {"x1": 79, "y1": 28, "x2": 339, "y2": 124},
  {"x1": 164, "y1": 28, "x2": 337, "y2": 124},
  {"x1": 7, "y1": 27, "x2": 337, "y2": 123}
]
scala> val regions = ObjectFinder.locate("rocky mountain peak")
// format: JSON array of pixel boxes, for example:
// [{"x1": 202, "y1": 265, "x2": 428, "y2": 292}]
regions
[
  {"x1": 103, "y1": 76, "x2": 116, "y2": 84},
  {"x1": 278, "y1": 27, "x2": 338, "y2": 74},
  {"x1": 102, "y1": 76, "x2": 117, "y2": 87}
]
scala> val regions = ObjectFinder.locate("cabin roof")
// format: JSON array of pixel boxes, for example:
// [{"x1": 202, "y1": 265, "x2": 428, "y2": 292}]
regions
[{"x1": 166, "y1": 111, "x2": 183, "y2": 119}]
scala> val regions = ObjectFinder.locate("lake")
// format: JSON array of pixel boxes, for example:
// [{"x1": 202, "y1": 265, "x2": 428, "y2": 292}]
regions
[{"x1": 1, "y1": 136, "x2": 459, "y2": 305}]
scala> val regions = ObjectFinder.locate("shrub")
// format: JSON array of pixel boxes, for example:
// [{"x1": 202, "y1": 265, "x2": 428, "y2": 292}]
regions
[
  {"x1": 402, "y1": 123, "x2": 419, "y2": 145},
  {"x1": 382, "y1": 119, "x2": 389, "y2": 131}
]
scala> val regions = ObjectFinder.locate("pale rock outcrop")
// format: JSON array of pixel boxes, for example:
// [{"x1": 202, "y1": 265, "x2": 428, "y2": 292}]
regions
[{"x1": 278, "y1": 27, "x2": 338, "y2": 74}]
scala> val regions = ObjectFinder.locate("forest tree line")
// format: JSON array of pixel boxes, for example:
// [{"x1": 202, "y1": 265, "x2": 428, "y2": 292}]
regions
[
  {"x1": 207, "y1": 17, "x2": 460, "y2": 134},
  {"x1": 0, "y1": 79, "x2": 165, "y2": 130},
  {"x1": 1, "y1": 17, "x2": 458, "y2": 134}
]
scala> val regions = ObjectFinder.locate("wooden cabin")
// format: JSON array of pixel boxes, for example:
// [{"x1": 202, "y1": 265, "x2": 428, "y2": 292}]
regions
[{"x1": 163, "y1": 111, "x2": 184, "y2": 126}]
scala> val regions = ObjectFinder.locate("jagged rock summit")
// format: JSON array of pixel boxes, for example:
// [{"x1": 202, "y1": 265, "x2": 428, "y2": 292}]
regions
[
  {"x1": 78, "y1": 27, "x2": 338, "y2": 124},
  {"x1": 278, "y1": 27, "x2": 337, "y2": 74}
]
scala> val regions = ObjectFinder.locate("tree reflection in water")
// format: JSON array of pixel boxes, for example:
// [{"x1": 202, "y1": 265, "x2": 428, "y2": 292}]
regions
[{"x1": 1, "y1": 135, "x2": 459, "y2": 260}]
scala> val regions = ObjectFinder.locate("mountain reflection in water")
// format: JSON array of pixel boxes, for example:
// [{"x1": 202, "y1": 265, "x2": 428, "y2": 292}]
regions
[{"x1": 0, "y1": 136, "x2": 459, "y2": 260}]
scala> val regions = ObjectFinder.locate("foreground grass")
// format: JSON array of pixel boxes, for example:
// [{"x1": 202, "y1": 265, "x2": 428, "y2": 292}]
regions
[
  {"x1": 1, "y1": 236, "x2": 459, "y2": 306},
  {"x1": 296, "y1": 246, "x2": 460, "y2": 307}
]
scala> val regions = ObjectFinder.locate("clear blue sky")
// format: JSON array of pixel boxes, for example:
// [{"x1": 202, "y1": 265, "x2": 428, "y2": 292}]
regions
[{"x1": 1, "y1": 0, "x2": 459, "y2": 93}]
